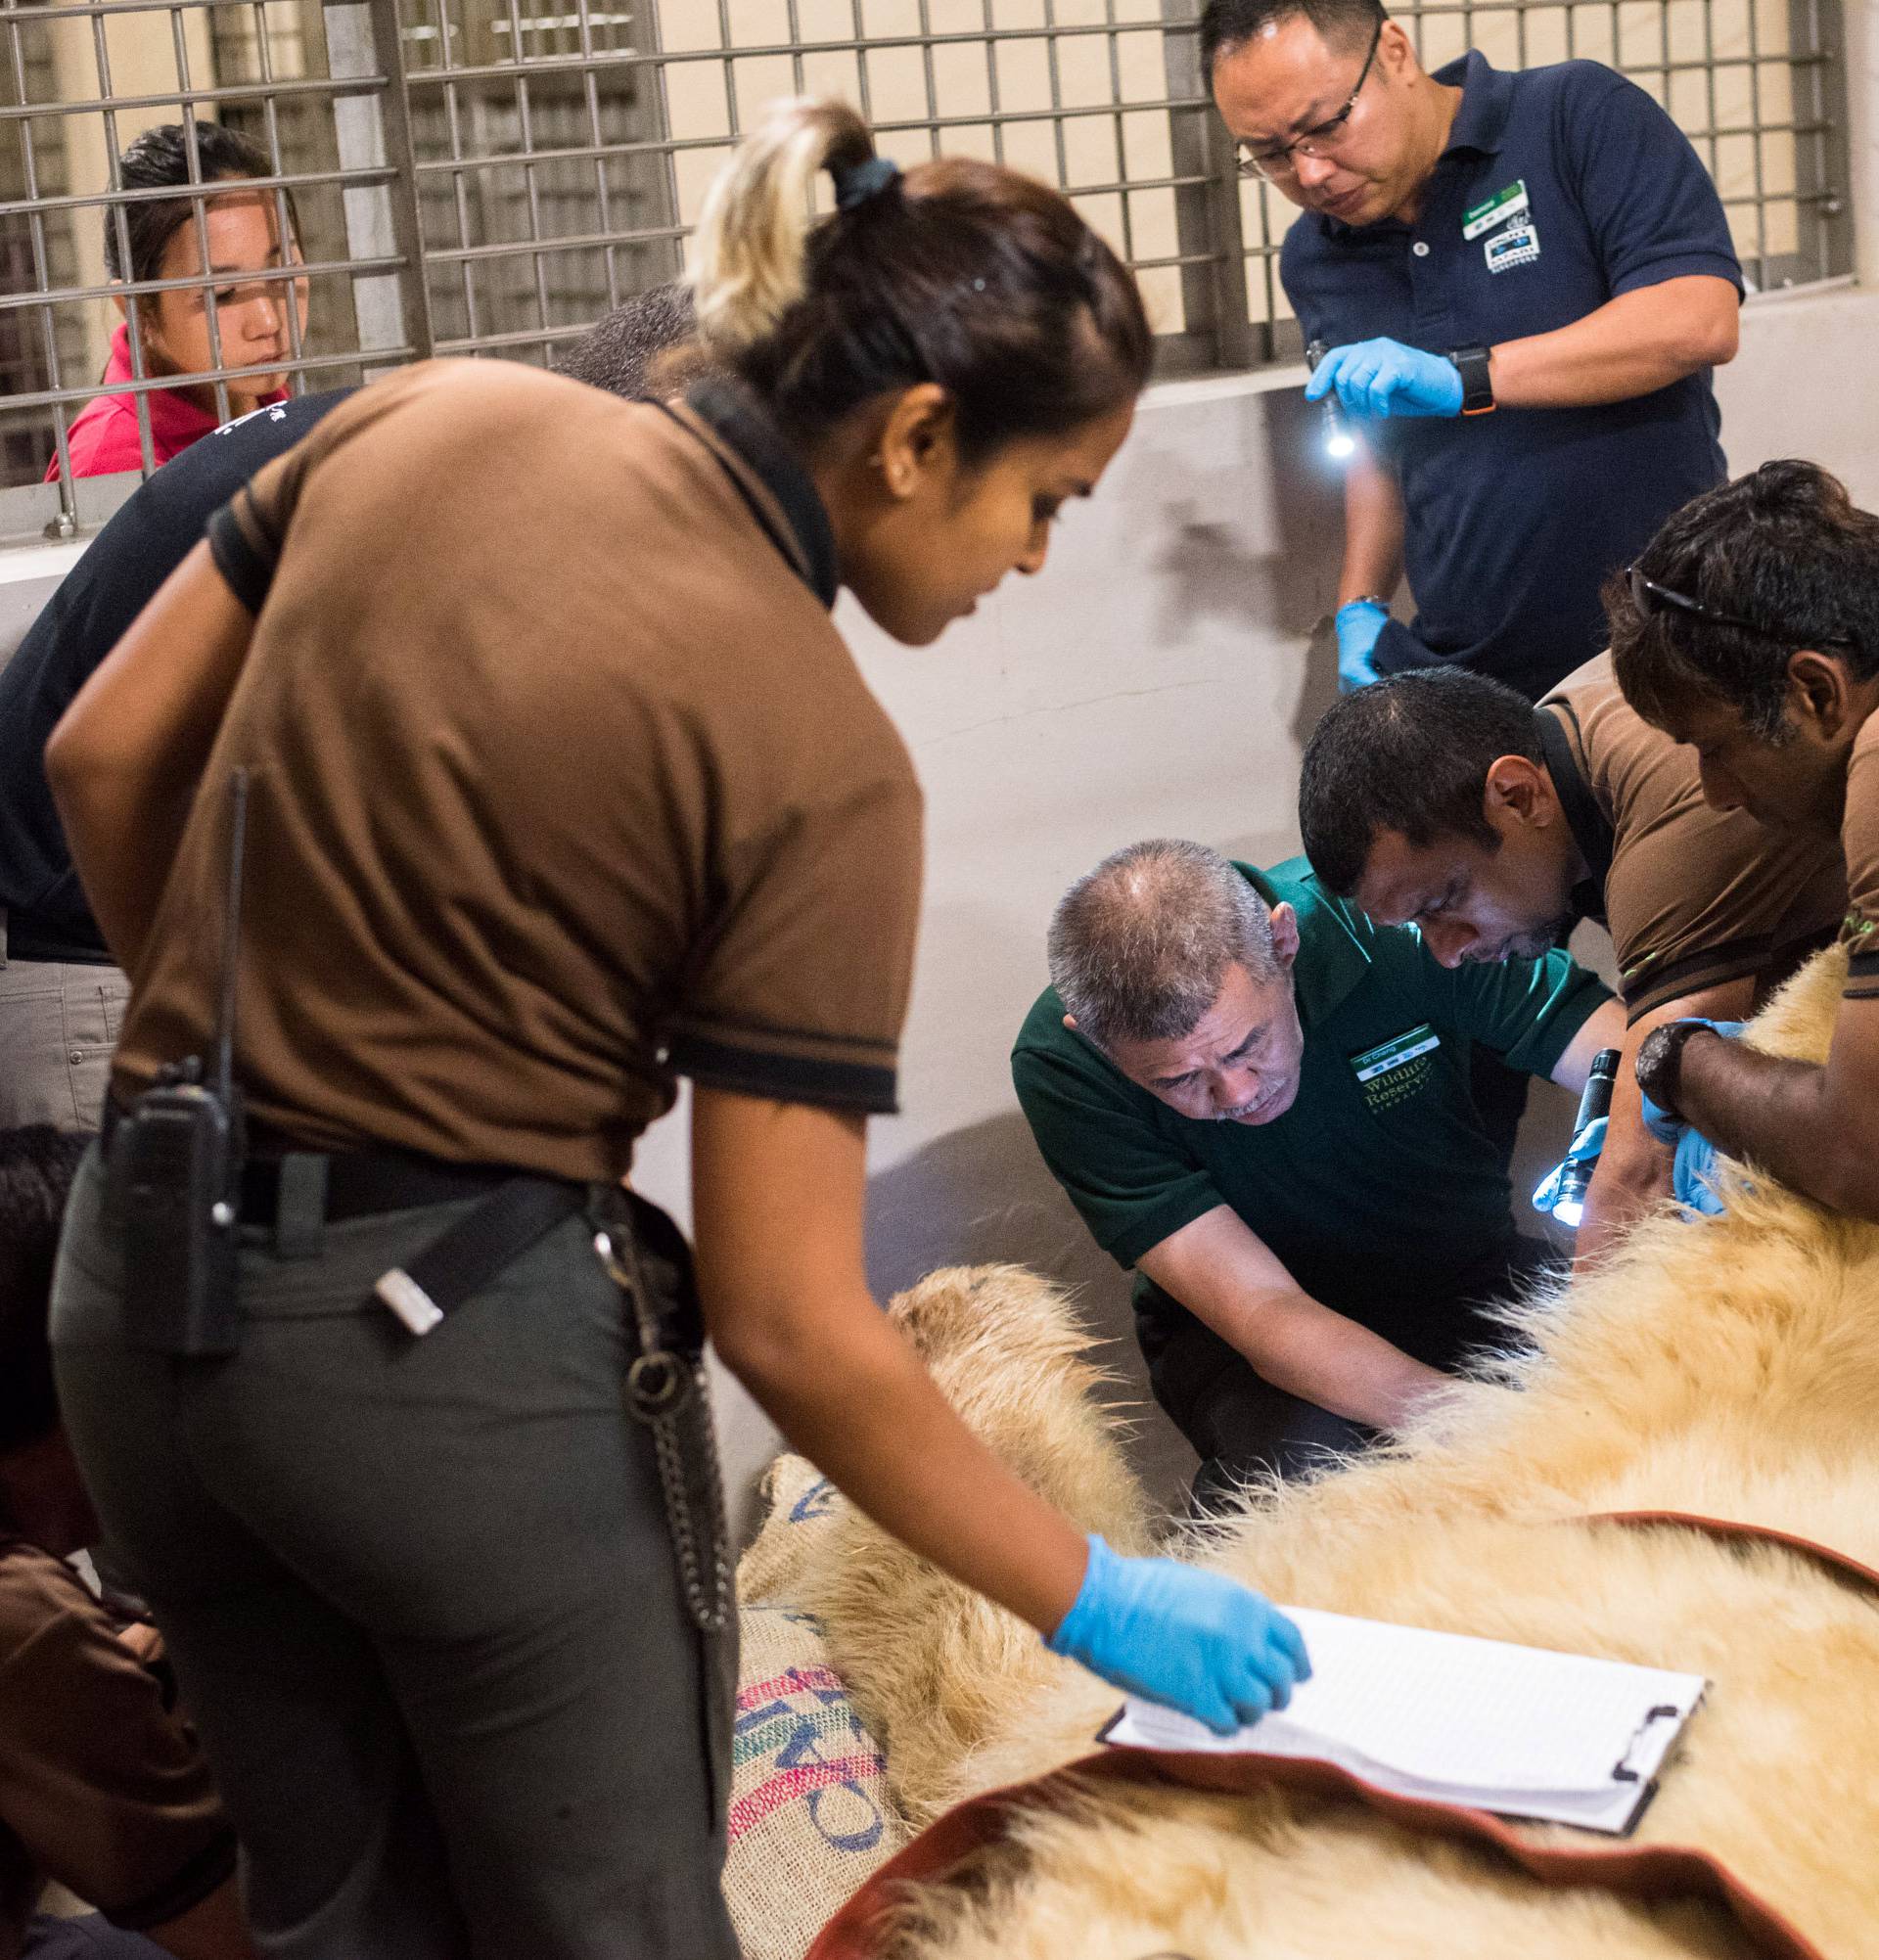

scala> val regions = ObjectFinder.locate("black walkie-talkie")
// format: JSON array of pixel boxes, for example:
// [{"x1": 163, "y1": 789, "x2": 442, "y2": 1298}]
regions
[{"x1": 110, "y1": 769, "x2": 251, "y2": 1357}]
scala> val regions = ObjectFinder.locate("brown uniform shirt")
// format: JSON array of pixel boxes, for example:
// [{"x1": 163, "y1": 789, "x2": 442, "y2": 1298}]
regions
[
  {"x1": 115, "y1": 363, "x2": 924, "y2": 1181},
  {"x1": 1539, "y1": 655, "x2": 1845, "y2": 1021},
  {"x1": 0, "y1": 1541, "x2": 233, "y2": 1958},
  {"x1": 1837, "y1": 715, "x2": 1879, "y2": 999}
]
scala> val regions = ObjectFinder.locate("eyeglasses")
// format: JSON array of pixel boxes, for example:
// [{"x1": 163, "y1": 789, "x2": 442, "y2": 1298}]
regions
[
  {"x1": 1626, "y1": 565, "x2": 1856, "y2": 650},
  {"x1": 1235, "y1": 18, "x2": 1384, "y2": 181}
]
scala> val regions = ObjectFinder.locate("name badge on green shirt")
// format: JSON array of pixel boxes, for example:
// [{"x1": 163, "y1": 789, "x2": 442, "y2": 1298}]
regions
[
  {"x1": 1350, "y1": 1023, "x2": 1441, "y2": 1113},
  {"x1": 1462, "y1": 178, "x2": 1529, "y2": 240}
]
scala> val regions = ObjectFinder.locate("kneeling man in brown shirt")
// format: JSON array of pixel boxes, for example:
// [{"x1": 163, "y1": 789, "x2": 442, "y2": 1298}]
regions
[{"x1": 1297, "y1": 649, "x2": 1845, "y2": 1261}]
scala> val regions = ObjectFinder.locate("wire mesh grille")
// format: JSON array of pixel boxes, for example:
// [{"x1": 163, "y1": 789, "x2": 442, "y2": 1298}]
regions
[{"x1": 0, "y1": 0, "x2": 1854, "y2": 530}]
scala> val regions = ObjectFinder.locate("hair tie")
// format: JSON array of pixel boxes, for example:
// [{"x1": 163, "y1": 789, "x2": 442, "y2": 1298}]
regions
[{"x1": 833, "y1": 155, "x2": 900, "y2": 211}]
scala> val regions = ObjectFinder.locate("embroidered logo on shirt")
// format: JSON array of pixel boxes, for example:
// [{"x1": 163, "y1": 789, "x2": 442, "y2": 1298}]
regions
[
  {"x1": 1462, "y1": 178, "x2": 1530, "y2": 241},
  {"x1": 1485, "y1": 222, "x2": 1541, "y2": 274},
  {"x1": 1350, "y1": 1024, "x2": 1442, "y2": 1112}
]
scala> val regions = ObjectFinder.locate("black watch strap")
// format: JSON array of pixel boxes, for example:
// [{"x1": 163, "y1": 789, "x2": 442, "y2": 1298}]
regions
[
  {"x1": 1637, "y1": 1018, "x2": 1712, "y2": 1121},
  {"x1": 1449, "y1": 342, "x2": 1495, "y2": 415}
]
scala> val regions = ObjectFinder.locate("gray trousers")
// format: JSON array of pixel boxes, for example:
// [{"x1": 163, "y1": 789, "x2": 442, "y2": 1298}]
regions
[
  {"x1": 0, "y1": 941, "x2": 128, "y2": 1129},
  {"x1": 50, "y1": 1144, "x2": 739, "y2": 1960}
]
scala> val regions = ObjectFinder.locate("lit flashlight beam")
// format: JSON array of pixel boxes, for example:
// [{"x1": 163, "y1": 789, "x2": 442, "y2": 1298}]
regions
[{"x1": 1306, "y1": 340, "x2": 1356, "y2": 460}]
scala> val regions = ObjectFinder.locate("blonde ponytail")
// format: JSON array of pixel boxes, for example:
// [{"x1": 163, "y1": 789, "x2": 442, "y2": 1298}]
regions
[{"x1": 689, "y1": 96, "x2": 874, "y2": 355}]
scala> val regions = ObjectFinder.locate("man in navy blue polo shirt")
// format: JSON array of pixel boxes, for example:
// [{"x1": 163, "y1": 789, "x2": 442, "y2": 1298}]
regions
[{"x1": 1201, "y1": 0, "x2": 1741, "y2": 703}]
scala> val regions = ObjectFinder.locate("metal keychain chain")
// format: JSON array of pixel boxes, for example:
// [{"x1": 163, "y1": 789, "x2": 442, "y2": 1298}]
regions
[{"x1": 593, "y1": 1220, "x2": 732, "y2": 1636}]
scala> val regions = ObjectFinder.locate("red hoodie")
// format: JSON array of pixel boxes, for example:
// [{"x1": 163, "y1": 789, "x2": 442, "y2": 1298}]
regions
[{"x1": 45, "y1": 323, "x2": 287, "y2": 480}]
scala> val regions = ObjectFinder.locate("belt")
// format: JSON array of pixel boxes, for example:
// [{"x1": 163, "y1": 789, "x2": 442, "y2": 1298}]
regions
[
  {"x1": 101, "y1": 1093, "x2": 518, "y2": 1226},
  {"x1": 102, "y1": 1091, "x2": 591, "y2": 1338}
]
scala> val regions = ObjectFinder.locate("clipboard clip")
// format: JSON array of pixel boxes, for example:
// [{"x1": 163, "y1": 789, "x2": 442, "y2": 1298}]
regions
[{"x1": 1612, "y1": 1704, "x2": 1681, "y2": 1784}]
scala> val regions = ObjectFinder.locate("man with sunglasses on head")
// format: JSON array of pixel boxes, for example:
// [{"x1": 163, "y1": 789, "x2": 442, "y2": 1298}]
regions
[
  {"x1": 1608, "y1": 461, "x2": 1879, "y2": 1223},
  {"x1": 1201, "y1": 0, "x2": 1741, "y2": 704}
]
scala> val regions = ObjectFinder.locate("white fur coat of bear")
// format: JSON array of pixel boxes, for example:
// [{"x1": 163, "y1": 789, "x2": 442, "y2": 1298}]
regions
[{"x1": 749, "y1": 948, "x2": 1879, "y2": 1960}]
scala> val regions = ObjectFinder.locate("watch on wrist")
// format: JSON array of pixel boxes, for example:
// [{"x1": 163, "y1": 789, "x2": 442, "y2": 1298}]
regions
[
  {"x1": 1448, "y1": 342, "x2": 1495, "y2": 416},
  {"x1": 1635, "y1": 1019, "x2": 1714, "y2": 1121}
]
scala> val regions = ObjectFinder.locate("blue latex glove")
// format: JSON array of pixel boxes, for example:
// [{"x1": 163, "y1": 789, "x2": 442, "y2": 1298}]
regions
[
  {"x1": 1046, "y1": 1534, "x2": 1310, "y2": 1735},
  {"x1": 1335, "y1": 599, "x2": 1388, "y2": 692},
  {"x1": 1671, "y1": 1128, "x2": 1728, "y2": 1216},
  {"x1": 1637, "y1": 1020, "x2": 1749, "y2": 1146},
  {"x1": 1531, "y1": 1113, "x2": 1607, "y2": 1217},
  {"x1": 1306, "y1": 338, "x2": 1464, "y2": 420}
]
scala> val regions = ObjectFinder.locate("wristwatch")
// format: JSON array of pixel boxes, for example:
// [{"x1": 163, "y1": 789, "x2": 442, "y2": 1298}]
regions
[
  {"x1": 1634, "y1": 1019, "x2": 1718, "y2": 1121},
  {"x1": 1447, "y1": 343, "x2": 1495, "y2": 416}
]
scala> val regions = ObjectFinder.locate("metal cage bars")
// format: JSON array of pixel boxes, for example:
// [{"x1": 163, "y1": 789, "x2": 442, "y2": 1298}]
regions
[{"x1": 0, "y1": 0, "x2": 1856, "y2": 537}]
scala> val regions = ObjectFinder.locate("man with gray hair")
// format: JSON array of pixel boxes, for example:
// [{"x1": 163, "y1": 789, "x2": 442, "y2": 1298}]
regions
[{"x1": 1013, "y1": 843, "x2": 1621, "y2": 1503}]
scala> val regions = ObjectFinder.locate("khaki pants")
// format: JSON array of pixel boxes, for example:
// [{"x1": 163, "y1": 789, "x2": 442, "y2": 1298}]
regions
[
  {"x1": 0, "y1": 929, "x2": 128, "y2": 1130},
  {"x1": 51, "y1": 1144, "x2": 739, "y2": 1960}
]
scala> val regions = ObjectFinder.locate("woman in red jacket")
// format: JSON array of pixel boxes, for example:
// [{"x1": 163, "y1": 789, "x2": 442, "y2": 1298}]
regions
[{"x1": 48, "y1": 121, "x2": 306, "y2": 481}]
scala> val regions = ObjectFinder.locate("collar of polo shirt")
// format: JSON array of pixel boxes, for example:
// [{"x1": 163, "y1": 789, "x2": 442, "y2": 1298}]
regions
[
  {"x1": 1244, "y1": 863, "x2": 1373, "y2": 1030},
  {"x1": 1437, "y1": 49, "x2": 1516, "y2": 162}
]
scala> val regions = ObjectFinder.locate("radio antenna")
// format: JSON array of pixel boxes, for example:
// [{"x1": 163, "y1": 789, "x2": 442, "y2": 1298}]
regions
[{"x1": 212, "y1": 767, "x2": 250, "y2": 1107}]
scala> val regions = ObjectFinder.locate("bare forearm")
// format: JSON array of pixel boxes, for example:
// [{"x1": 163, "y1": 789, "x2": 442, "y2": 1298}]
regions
[
  {"x1": 1572, "y1": 1119, "x2": 1673, "y2": 1270},
  {"x1": 49, "y1": 768, "x2": 199, "y2": 971},
  {"x1": 692, "y1": 1089, "x2": 1088, "y2": 1637},
  {"x1": 1572, "y1": 1042, "x2": 1673, "y2": 1271},
  {"x1": 717, "y1": 1291, "x2": 1088, "y2": 1634},
  {"x1": 1576, "y1": 985, "x2": 1748, "y2": 1265},
  {"x1": 45, "y1": 541, "x2": 255, "y2": 972},
  {"x1": 1337, "y1": 441, "x2": 1404, "y2": 608},
  {"x1": 1141, "y1": 1208, "x2": 1446, "y2": 1428},
  {"x1": 1489, "y1": 277, "x2": 1738, "y2": 409},
  {"x1": 1222, "y1": 1289, "x2": 1448, "y2": 1428},
  {"x1": 1673, "y1": 1036, "x2": 1867, "y2": 1214}
]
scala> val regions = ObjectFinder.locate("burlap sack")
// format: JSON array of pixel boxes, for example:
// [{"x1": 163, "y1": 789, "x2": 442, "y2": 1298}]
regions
[
  {"x1": 724, "y1": 1477, "x2": 908, "y2": 1960},
  {"x1": 737, "y1": 1451, "x2": 843, "y2": 1604}
]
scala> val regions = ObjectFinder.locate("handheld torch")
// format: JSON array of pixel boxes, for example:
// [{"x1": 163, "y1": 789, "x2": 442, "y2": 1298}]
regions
[
  {"x1": 1533, "y1": 1047, "x2": 1621, "y2": 1230},
  {"x1": 1306, "y1": 339, "x2": 1356, "y2": 461}
]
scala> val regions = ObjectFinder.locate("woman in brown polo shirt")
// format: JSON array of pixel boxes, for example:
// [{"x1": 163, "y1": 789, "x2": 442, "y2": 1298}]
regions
[{"x1": 45, "y1": 100, "x2": 1307, "y2": 1959}]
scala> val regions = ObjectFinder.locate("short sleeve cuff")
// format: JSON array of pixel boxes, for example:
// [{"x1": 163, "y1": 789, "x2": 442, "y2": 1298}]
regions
[
  {"x1": 206, "y1": 495, "x2": 276, "y2": 615},
  {"x1": 669, "y1": 1029, "x2": 898, "y2": 1115},
  {"x1": 1609, "y1": 251, "x2": 1745, "y2": 299},
  {"x1": 1620, "y1": 935, "x2": 1777, "y2": 1023},
  {"x1": 1500, "y1": 972, "x2": 1608, "y2": 1079},
  {"x1": 1366, "y1": 616, "x2": 1428, "y2": 680},
  {"x1": 1844, "y1": 948, "x2": 1879, "y2": 999},
  {"x1": 1101, "y1": 1180, "x2": 1227, "y2": 1271}
]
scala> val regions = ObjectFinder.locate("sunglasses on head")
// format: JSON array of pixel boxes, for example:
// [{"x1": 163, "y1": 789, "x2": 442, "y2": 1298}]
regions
[{"x1": 1626, "y1": 565, "x2": 1856, "y2": 651}]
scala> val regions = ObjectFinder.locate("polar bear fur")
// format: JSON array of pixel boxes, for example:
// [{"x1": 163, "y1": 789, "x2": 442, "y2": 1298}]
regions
[{"x1": 780, "y1": 947, "x2": 1879, "y2": 1959}]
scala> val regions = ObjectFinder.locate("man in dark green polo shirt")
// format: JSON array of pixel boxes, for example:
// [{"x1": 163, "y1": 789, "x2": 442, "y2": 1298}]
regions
[{"x1": 1012, "y1": 839, "x2": 1620, "y2": 1505}]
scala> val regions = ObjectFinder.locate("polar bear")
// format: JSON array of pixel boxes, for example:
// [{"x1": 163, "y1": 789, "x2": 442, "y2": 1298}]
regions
[{"x1": 750, "y1": 949, "x2": 1879, "y2": 1960}]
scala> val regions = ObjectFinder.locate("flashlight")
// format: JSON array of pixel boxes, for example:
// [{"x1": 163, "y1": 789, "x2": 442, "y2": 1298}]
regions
[
  {"x1": 1533, "y1": 1047, "x2": 1620, "y2": 1229},
  {"x1": 1306, "y1": 339, "x2": 1356, "y2": 460}
]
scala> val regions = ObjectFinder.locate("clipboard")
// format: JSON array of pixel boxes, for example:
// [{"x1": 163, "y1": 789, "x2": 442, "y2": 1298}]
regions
[{"x1": 1098, "y1": 1606, "x2": 1708, "y2": 1837}]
